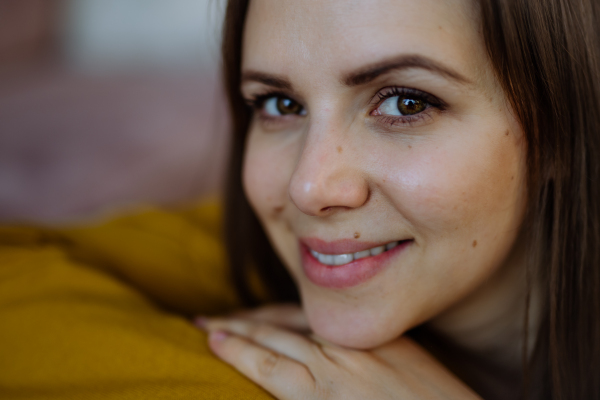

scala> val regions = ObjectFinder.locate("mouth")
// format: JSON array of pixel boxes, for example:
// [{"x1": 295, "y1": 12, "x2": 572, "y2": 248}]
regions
[
  {"x1": 308, "y1": 240, "x2": 403, "y2": 266},
  {"x1": 299, "y1": 238, "x2": 413, "y2": 289}
]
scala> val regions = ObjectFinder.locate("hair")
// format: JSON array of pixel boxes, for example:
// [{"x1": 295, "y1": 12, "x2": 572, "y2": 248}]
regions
[{"x1": 221, "y1": 0, "x2": 600, "y2": 398}]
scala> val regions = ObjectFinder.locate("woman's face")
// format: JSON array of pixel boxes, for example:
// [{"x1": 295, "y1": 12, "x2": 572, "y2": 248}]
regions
[{"x1": 241, "y1": 0, "x2": 527, "y2": 349}]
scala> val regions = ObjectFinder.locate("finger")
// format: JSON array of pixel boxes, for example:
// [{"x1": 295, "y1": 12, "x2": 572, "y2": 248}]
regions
[
  {"x1": 308, "y1": 332, "x2": 367, "y2": 368},
  {"x1": 208, "y1": 330, "x2": 316, "y2": 400},
  {"x1": 204, "y1": 318, "x2": 316, "y2": 364},
  {"x1": 232, "y1": 304, "x2": 310, "y2": 332}
]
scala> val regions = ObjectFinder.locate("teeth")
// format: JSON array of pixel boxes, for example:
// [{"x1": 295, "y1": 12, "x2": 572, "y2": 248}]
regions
[
  {"x1": 332, "y1": 253, "x2": 353, "y2": 265},
  {"x1": 318, "y1": 254, "x2": 334, "y2": 264},
  {"x1": 386, "y1": 242, "x2": 398, "y2": 251},
  {"x1": 310, "y1": 241, "x2": 402, "y2": 266},
  {"x1": 353, "y1": 250, "x2": 370, "y2": 260},
  {"x1": 370, "y1": 246, "x2": 385, "y2": 256}
]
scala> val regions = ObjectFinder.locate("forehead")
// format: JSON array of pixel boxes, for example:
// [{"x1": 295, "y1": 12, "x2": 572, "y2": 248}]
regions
[{"x1": 243, "y1": 0, "x2": 486, "y2": 86}]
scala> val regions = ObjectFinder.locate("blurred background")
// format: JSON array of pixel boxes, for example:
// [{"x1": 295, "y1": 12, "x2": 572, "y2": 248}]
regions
[{"x1": 0, "y1": 0, "x2": 229, "y2": 224}]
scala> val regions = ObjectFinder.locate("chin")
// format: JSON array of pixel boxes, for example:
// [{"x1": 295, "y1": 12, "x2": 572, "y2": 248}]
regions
[{"x1": 303, "y1": 300, "x2": 405, "y2": 349}]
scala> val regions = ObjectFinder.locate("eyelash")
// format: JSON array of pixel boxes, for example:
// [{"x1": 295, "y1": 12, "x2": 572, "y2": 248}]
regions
[
  {"x1": 245, "y1": 91, "x2": 300, "y2": 119},
  {"x1": 370, "y1": 87, "x2": 445, "y2": 127},
  {"x1": 245, "y1": 87, "x2": 445, "y2": 127},
  {"x1": 245, "y1": 93, "x2": 276, "y2": 109}
]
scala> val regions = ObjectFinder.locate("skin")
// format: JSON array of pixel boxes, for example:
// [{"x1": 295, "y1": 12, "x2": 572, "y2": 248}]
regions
[{"x1": 200, "y1": 0, "x2": 533, "y2": 397}]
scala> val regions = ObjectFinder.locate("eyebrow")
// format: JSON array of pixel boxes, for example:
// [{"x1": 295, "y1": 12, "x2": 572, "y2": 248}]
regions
[
  {"x1": 343, "y1": 54, "x2": 471, "y2": 87},
  {"x1": 240, "y1": 54, "x2": 471, "y2": 91},
  {"x1": 241, "y1": 71, "x2": 293, "y2": 90}
]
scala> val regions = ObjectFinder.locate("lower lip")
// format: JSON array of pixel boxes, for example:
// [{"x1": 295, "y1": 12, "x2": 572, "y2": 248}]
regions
[{"x1": 300, "y1": 241, "x2": 412, "y2": 289}]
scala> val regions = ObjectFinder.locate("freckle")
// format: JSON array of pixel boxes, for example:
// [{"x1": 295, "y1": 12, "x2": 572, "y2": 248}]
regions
[
  {"x1": 354, "y1": 232, "x2": 360, "y2": 239},
  {"x1": 337, "y1": 146, "x2": 343, "y2": 153},
  {"x1": 274, "y1": 206, "x2": 283, "y2": 213},
  {"x1": 505, "y1": 130, "x2": 509, "y2": 136},
  {"x1": 408, "y1": 145, "x2": 412, "y2": 149},
  {"x1": 472, "y1": 240, "x2": 477, "y2": 248},
  {"x1": 511, "y1": 176, "x2": 514, "y2": 180}
]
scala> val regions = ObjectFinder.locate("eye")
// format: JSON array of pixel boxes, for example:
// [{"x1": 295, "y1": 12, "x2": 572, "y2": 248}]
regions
[
  {"x1": 378, "y1": 95, "x2": 428, "y2": 116},
  {"x1": 264, "y1": 96, "x2": 306, "y2": 116}
]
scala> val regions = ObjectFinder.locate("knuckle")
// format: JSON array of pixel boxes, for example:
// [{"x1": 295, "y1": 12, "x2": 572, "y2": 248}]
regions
[
  {"x1": 313, "y1": 343, "x2": 343, "y2": 365},
  {"x1": 257, "y1": 351, "x2": 281, "y2": 379},
  {"x1": 316, "y1": 345, "x2": 366, "y2": 372}
]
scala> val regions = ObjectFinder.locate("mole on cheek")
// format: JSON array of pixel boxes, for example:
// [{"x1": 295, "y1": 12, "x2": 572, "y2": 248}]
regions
[
  {"x1": 505, "y1": 130, "x2": 509, "y2": 136},
  {"x1": 472, "y1": 240, "x2": 478, "y2": 248},
  {"x1": 337, "y1": 146, "x2": 343, "y2": 154},
  {"x1": 354, "y1": 232, "x2": 360, "y2": 239}
]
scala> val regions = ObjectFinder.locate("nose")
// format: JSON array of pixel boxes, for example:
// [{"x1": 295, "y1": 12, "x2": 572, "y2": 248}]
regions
[{"x1": 288, "y1": 128, "x2": 369, "y2": 217}]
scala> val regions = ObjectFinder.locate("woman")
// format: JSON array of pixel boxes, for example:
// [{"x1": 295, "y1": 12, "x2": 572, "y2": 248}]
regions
[{"x1": 199, "y1": 0, "x2": 600, "y2": 399}]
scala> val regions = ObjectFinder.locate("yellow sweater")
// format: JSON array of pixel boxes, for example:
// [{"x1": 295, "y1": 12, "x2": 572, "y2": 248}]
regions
[{"x1": 0, "y1": 200, "x2": 273, "y2": 399}]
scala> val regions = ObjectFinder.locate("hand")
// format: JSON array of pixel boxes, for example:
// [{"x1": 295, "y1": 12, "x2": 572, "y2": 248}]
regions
[{"x1": 196, "y1": 305, "x2": 481, "y2": 400}]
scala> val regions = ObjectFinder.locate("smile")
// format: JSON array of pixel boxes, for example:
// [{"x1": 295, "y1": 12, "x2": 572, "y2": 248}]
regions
[
  {"x1": 309, "y1": 241, "x2": 401, "y2": 266},
  {"x1": 300, "y1": 238, "x2": 413, "y2": 288}
]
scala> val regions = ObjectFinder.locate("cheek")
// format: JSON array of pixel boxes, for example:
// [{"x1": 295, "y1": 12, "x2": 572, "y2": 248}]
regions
[
  {"x1": 385, "y1": 131, "x2": 525, "y2": 237},
  {"x1": 242, "y1": 132, "x2": 296, "y2": 219}
]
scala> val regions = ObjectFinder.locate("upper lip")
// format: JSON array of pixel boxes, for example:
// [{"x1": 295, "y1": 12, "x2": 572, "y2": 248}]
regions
[{"x1": 300, "y1": 237, "x2": 409, "y2": 254}]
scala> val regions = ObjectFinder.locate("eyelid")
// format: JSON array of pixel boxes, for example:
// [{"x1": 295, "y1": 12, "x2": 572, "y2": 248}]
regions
[
  {"x1": 245, "y1": 91, "x2": 307, "y2": 125},
  {"x1": 244, "y1": 90, "x2": 304, "y2": 110},
  {"x1": 370, "y1": 86, "x2": 445, "y2": 109},
  {"x1": 367, "y1": 86, "x2": 446, "y2": 129}
]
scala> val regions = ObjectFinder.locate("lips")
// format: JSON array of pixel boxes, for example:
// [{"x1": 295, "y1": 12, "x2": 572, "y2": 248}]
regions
[
  {"x1": 309, "y1": 241, "x2": 402, "y2": 265},
  {"x1": 299, "y1": 238, "x2": 412, "y2": 289}
]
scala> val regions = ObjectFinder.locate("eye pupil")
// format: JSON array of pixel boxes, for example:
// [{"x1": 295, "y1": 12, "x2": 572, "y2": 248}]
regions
[
  {"x1": 397, "y1": 97, "x2": 426, "y2": 115},
  {"x1": 277, "y1": 97, "x2": 302, "y2": 115}
]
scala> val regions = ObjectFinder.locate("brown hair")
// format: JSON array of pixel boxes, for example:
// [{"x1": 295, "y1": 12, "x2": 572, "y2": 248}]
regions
[{"x1": 222, "y1": 0, "x2": 600, "y2": 398}]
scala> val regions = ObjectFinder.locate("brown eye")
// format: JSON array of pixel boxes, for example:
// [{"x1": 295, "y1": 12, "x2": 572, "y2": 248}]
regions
[
  {"x1": 375, "y1": 90, "x2": 432, "y2": 118},
  {"x1": 397, "y1": 97, "x2": 426, "y2": 115},
  {"x1": 276, "y1": 97, "x2": 303, "y2": 115},
  {"x1": 262, "y1": 96, "x2": 305, "y2": 116}
]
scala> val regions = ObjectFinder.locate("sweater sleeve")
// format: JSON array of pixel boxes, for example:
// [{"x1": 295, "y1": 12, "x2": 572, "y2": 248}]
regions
[{"x1": 0, "y1": 202, "x2": 273, "y2": 399}]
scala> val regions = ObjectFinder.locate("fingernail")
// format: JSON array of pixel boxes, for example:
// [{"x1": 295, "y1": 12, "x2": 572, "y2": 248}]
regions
[
  {"x1": 210, "y1": 330, "x2": 229, "y2": 342},
  {"x1": 194, "y1": 316, "x2": 208, "y2": 330}
]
